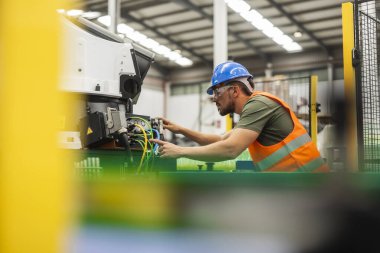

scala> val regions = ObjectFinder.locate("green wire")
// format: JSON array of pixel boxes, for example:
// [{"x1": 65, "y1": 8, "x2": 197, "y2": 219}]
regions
[
  {"x1": 134, "y1": 139, "x2": 146, "y2": 158},
  {"x1": 135, "y1": 138, "x2": 153, "y2": 169},
  {"x1": 144, "y1": 140, "x2": 154, "y2": 170},
  {"x1": 134, "y1": 139, "x2": 145, "y2": 149},
  {"x1": 135, "y1": 133, "x2": 153, "y2": 137},
  {"x1": 129, "y1": 117, "x2": 156, "y2": 171}
]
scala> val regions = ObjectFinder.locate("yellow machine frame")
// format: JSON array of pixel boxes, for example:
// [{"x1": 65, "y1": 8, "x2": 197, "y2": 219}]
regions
[{"x1": 342, "y1": 2, "x2": 359, "y2": 171}]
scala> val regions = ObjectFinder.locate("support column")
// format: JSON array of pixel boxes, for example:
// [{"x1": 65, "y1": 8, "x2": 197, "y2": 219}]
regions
[
  {"x1": 108, "y1": 0, "x2": 120, "y2": 33},
  {"x1": 213, "y1": 0, "x2": 230, "y2": 132},
  {"x1": 310, "y1": 75, "x2": 318, "y2": 145},
  {"x1": 327, "y1": 56, "x2": 333, "y2": 116},
  {"x1": 213, "y1": 0, "x2": 227, "y2": 65},
  {"x1": 342, "y1": 2, "x2": 358, "y2": 171},
  {"x1": 163, "y1": 80, "x2": 171, "y2": 119},
  {"x1": 327, "y1": 56, "x2": 334, "y2": 86},
  {"x1": 163, "y1": 80, "x2": 171, "y2": 138}
]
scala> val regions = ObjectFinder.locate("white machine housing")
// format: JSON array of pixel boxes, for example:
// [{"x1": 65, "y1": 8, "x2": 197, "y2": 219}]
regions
[{"x1": 60, "y1": 16, "x2": 154, "y2": 102}]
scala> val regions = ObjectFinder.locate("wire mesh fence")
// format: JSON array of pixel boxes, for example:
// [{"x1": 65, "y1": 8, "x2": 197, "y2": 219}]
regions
[
  {"x1": 254, "y1": 76, "x2": 311, "y2": 133},
  {"x1": 354, "y1": 0, "x2": 380, "y2": 171}
]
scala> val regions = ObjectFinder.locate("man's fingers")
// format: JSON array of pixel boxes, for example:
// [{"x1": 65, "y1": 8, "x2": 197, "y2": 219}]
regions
[
  {"x1": 158, "y1": 117, "x2": 169, "y2": 123},
  {"x1": 149, "y1": 139, "x2": 166, "y2": 145}
]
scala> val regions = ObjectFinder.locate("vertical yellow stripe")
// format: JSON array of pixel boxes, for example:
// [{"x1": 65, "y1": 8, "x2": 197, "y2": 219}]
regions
[
  {"x1": 225, "y1": 113, "x2": 233, "y2": 131},
  {"x1": 0, "y1": 1, "x2": 73, "y2": 253},
  {"x1": 310, "y1": 75, "x2": 318, "y2": 145},
  {"x1": 342, "y1": 2, "x2": 358, "y2": 171}
]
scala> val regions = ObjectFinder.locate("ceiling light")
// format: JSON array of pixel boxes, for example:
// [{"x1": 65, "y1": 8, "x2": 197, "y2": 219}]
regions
[
  {"x1": 273, "y1": 34, "x2": 292, "y2": 45},
  {"x1": 129, "y1": 31, "x2": 147, "y2": 43},
  {"x1": 97, "y1": 15, "x2": 110, "y2": 27},
  {"x1": 293, "y1": 31, "x2": 303, "y2": 38},
  {"x1": 66, "y1": 9, "x2": 83, "y2": 16},
  {"x1": 117, "y1": 23, "x2": 134, "y2": 34},
  {"x1": 164, "y1": 51, "x2": 182, "y2": 61},
  {"x1": 139, "y1": 38, "x2": 160, "y2": 49},
  {"x1": 262, "y1": 27, "x2": 283, "y2": 38},
  {"x1": 81, "y1": 11, "x2": 101, "y2": 19},
  {"x1": 175, "y1": 57, "x2": 193, "y2": 67},
  {"x1": 226, "y1": 0, "x2": 303, "y2": 53},
  {"x1": 152, "y1": 45, "x2": 171, "y2": 55},
  {"x1": 283, "y1": 42, "x2": 302, "y2": 52},
  {"x1": 57, "y1": 9, "x2": 65, "y2": 14},
  {"x1": 227, "y1": 0, "x2": 250, "y2": 13},
  {"x1": 252, "y1": 18, "x2": 273, "y2": 31},
  {"x1": 124, "y1": 30, "x2": 135, "y2": 38},
  {"x1": 116, "y1": 22, "x2": 191, "y2": 67},
  {"x1": 240, "y1": 9, "x2": 262, "y2": 22}
]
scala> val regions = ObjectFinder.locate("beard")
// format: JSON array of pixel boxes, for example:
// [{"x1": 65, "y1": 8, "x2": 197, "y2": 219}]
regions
[{"x1": 216, "y1": 95, "x2": 235, "y2": 116}]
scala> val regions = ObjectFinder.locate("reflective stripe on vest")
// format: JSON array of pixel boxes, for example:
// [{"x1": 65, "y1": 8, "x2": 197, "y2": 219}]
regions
[
  {"x1": 255, "y1": 133, "x2": 311, "y2": 171},
  {"x1": 296, "y1": 157, "x2": 325, "y2": 172}
]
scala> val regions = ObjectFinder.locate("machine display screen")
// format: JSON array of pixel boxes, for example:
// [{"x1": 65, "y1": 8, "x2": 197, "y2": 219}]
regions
[{"x1": 135, "y1": 50, "x2": 152, "y2": 81}]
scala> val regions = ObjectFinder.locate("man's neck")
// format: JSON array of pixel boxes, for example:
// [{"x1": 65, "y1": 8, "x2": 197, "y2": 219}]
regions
[{"x1": 235, "y1": 95, "x2": 252, "y2": 115}]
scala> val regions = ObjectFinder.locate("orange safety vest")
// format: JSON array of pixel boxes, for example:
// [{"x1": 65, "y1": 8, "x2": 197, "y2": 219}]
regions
[{"x1": 247, "y1": 91, "x2": 328, "y2": 172}]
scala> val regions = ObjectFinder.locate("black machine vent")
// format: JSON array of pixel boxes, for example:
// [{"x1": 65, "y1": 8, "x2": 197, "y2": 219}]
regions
[{"x1": 120, "y1": 49, "x2": 153, "y2": 103}]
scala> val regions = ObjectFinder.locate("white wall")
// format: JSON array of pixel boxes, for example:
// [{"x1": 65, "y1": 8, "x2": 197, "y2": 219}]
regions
[
  {"x1": 133, "y1": 85, "x2": 164, "y2": 118},
  {"x1": 167, "y1": 94, "x2": 200, "y2": 131},
  {"x1": 167, "y1": 92, "x2": 227, "y2": 136}
]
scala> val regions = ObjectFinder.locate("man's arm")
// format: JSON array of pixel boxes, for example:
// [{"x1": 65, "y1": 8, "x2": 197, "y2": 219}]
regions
[
  {"x1": 160, "y1": 117, "x2": 224, "y2": 145},
  {"x1": 150, "y1": 128, "x2": 259, "y2": 162}
]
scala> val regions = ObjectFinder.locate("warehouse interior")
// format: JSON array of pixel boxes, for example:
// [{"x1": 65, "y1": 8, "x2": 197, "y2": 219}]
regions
[
  {"x1": 65, "y1": 0, "x2": 346, "y2": 122},
  {"x1": 1, "y1": 0, "x2": 380, "y2": 253}
]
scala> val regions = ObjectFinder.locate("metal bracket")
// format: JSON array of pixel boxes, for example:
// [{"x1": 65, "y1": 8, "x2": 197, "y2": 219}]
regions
[
  {"x1": 106, "y1": 107, "x2": 117, "y2": 129},
  {"x1": 352, "y1": 48, "x2": 361, "y2": 67}
]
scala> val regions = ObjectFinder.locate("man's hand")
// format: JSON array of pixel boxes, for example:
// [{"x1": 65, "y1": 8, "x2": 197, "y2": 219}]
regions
[
  {"x1": 156, "y1": 117, "x2": 222, "y2": 146},
  {"x1": 150, "y1": 128, "x2": 258, "y2": 162},
  {"x1": 159, "y1": 117, "x2": 182, "y2": 134},
  {"x1": 150, "y1": 139, "x2": 184, "y2": 158}
]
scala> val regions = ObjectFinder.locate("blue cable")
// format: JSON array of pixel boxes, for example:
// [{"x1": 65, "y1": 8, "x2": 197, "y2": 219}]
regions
[
  {"x1": 151, "y1": 129, "x2": 160, "y2": 139},
  {"x1": 150, "y1": 129, "x2": 161, "y2": 153}
]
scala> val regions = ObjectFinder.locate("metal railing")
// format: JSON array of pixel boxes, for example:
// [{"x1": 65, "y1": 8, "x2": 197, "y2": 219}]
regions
[
  {"x1": 354, "y1": 0, "x2": 380, "y2": 171},
  {"x1": 254, "y1": 76, "x2": 313, "y2": 135}
]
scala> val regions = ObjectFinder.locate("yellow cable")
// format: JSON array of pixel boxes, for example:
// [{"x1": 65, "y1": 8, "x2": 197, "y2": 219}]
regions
[
  {"x1": 134, "y1": 124, "x2": 148, "y2": 173},
  {"x1": 136, "y1": 139, "x2": 152, "y2": 166}
]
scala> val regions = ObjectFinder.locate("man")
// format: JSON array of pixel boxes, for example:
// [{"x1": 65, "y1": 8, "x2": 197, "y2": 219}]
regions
[{"x1": 150, "y1": 61, "x2": 328, "y2": 172}]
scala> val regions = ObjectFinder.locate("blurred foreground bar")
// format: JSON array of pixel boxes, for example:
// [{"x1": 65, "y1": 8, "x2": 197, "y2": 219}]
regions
[{"x1": 71, "y1": 172, "x2": 380, "y2": 253}]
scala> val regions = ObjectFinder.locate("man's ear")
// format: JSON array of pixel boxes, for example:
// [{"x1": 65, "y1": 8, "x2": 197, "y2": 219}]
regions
[{"x1": 232, "y1": 86, "x2": 240, "y2": 97}]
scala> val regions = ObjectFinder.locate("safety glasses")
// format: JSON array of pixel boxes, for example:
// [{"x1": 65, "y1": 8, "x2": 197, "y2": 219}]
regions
[{"x1": 212, "y1": 85, "x2": 236, "y2": 98}]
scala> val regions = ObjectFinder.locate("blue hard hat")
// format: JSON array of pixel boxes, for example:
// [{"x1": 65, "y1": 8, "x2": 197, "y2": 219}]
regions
[{"x1": 207, "y1": 61, "x2": 253, "y2": 95}]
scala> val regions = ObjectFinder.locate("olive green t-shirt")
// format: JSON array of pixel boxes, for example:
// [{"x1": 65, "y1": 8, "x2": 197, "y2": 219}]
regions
[{"x1": 235, "y1": 95, "x2": 294, "y2": 146}]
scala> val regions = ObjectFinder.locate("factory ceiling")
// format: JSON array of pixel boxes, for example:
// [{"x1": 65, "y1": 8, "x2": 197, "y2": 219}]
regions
[{"x1": 65, "y1": 0, "x2": 350, "y2": 71}]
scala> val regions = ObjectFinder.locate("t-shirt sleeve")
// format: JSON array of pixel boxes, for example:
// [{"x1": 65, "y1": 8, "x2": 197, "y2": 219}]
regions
[{"x1": 235, "y1": 97, "x2": 277, "y2": 133}]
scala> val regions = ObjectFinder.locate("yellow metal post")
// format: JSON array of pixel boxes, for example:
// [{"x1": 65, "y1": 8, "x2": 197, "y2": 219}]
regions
[
  {"x1": 310, "y1": 75, "x2": 318, "y2": 145},
  {"x1": 226, "y1": 113, "x2": 233, "y2": 132},
  {"x1": 0, "y1": 1, "x2": 73, "y2": 253},
  {"x1": 342, "y1": 2, "x2": 359, "y2": 171}
]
